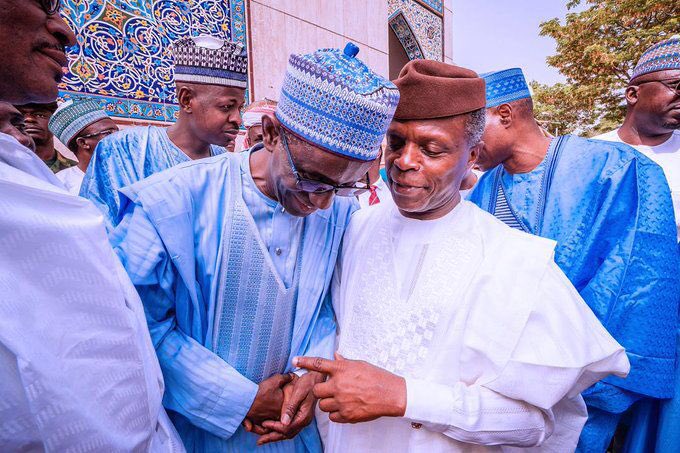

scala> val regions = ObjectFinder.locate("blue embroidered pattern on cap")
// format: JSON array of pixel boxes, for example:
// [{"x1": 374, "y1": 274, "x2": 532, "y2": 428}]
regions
[
  {"x1": 276, "y1": 43, "x2": 399, "y2": 161},
  {"x1": 481, "y1": 68, "x2": 531, "y2": 108},
  {"x1": 49, "y1": 99, "x2": 110, "y2": 146},
  {"x1": 632, "y1": 35, "x2": 680, "y2": 80}
]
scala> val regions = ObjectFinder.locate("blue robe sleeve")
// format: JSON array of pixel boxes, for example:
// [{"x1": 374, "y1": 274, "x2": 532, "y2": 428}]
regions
[
  {"x1": 299, "y1": 292, "x2": 336, "y2": 361},
  {"x1": 575, "y1": 156, "x2": 680, "y2": 451},
  {"x1": 111, "y1": 203, "x2": 259, "y2": 440}
]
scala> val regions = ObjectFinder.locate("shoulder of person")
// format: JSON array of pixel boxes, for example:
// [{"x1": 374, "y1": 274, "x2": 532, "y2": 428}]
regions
[{"x1": 467, "y1": 201, "x2": 557, "y2": 264}]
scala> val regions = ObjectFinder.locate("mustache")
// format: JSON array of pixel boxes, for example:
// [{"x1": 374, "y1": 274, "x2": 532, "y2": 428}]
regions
[{"x1": 36, "y1": 41, "x2": 66, "y2": 53}]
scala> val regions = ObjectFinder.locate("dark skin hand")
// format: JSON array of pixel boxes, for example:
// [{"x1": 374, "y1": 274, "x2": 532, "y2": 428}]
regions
[
  {"x1": 251, "y1": 371, "x2": 326, "y2": 446},
  {"x1": 244, "y1": 373, "x2": 294, "y2": 429},
  {"x1": 294, "y1": 353, "x2": 407, "y2": 424}
]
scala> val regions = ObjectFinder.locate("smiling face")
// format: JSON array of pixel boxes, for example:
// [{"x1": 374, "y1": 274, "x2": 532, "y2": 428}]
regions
[
  {"x1": 385, "y1": 114, "x2": 480, "y2": 220},
  {"x1": 0, "y1": 0, "x2": 76, "y2": 104},
  {"x1": 260, "y1": 115, "x2": 374, "y2": 217}
]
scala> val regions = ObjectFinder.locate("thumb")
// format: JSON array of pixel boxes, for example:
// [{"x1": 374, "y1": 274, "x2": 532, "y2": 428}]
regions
[{"x1": 277, "y1": 372, "x2": 295, "y2": 387}]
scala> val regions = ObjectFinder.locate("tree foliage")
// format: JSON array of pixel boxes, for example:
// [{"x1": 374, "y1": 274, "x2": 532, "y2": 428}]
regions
[{"x1": 534, "y1": 0, "x2": 679, "y2": 136}]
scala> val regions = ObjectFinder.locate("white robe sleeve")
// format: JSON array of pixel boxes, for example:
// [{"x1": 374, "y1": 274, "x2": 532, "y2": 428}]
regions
[{"x1": 403, "y1": 262, "x2": 630, "y2": 447}]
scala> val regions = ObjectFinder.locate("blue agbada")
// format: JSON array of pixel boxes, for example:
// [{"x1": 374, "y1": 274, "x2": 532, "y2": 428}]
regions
[
  {"x1": 468, "y1": 135, "x2": 680, "y2": 452},
  {"x1": 110, "y1": 149, "x2": 354, "y2": 452},
  {"x1": 80, "y1": 126, "x2": 225, "y2": 229}
]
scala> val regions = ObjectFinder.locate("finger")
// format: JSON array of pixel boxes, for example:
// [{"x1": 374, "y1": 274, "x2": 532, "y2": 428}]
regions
[
  {"x1": 274, "y1": 372, "x2": 295, "y2": 388},
  {"x1": 329, "y1": 411, "x2": 345, "y2": 423},
  {"x1": 293, "y1": 356, "x2": 337, "y2": 374},
  {"x1": 334, "y1": 352, "x2": 346, "y2": 361},
  {"x1": 318, "y1": 397, "x2": 340, "y2": 413},
  {"x1": 257, "y1": 431, "x2": 288, "y2": 446},
  {"x1": 312, "y1": 381, "x2": 334, "y2": 399},
  {"x1": 249, "y1": 423, "x2": 272, "y2": 435},
  {"x1": 243, "y1": 418, "x2": 253, "y2": 432},
  {"x1": 280, "y1": 380, "x2": 308, "y2": 426}
]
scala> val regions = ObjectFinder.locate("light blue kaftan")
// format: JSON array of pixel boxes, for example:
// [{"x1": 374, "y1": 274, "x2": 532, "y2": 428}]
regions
[
  {"x1": 80, "y1": 126, "x2": 225, "y2": 230},
  {"x1": 111, "y1": 148, "x2": 354, "y2": 452},
  {"x1": 468, "y1": 135, "x2": 680, "y2": 453}
]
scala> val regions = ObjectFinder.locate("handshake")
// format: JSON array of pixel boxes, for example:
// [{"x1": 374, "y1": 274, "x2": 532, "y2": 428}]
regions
[{"x1": 243, "y1": 354, "x2": 407, "y2": 446}]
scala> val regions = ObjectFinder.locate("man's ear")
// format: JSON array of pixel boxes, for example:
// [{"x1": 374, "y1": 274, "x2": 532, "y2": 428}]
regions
[
  {"x1": 625, "y1": 85, "x2": 639, "y2": 106},
  {"x1": 497, "y1": 104, "x2": 513, "y2": 128},
  {"x1": 176, "y1": 85, "x2": 195, "y2": 113},
  {"x1": 261, "y1": 113, "x2": 280, "y2": 153},
  {"x1": 75, "y1": 137, "x2": 90, "y2": 152}
]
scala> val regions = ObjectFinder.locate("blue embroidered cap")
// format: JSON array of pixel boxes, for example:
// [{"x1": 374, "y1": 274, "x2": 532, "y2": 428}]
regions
[
  {"x1": 481, "y1": 68, "x2": 531, "y2": 108},
  {"x1": 49, "y1": 99, "x2": 110, "y2": 147},
  {"x1": 173, "y1": 35, "x2": 248, "y2": 88},
  {"x1": 276, "y1": 43, "x2": 400, "y2": 161},
  {"x1": 632, "y1": 35, "x2": 680, "y2": 81}
]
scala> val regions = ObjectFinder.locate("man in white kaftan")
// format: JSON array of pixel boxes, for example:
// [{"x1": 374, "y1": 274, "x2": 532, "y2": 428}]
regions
[
  {"x1": 296, "y1": 60, "x2": 629, "y2": 452},
  {"x1": 0, "y1": 2, "x2": 182, "y2": 450}
]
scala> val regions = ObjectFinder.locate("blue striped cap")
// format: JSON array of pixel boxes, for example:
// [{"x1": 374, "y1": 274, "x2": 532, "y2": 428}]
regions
[
  {"x1": 49, "y1": 99, "x2": 109, "y2": 146},
  {"x1": 481, "y1": 68, "x2": 531, "y2": 108},
  {"x1": 276, "y1": 43, "x2": 399, "y2": 161},
  {"x1": 173, "y1": 35, "x2": 248, "y2": 88},
  {"x1": 632, "y1": 35, "x2": 680, "y2": 80}
]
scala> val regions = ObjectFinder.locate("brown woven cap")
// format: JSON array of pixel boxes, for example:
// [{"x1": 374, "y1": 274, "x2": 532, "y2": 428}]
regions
[{"x1": 393, "y1": 60, "x2": 486, "y2": 120}]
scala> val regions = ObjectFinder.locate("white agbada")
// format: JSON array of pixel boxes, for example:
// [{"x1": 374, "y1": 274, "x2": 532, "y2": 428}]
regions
[
  {"x1": 56, "y1": 164, "x2": 85, "y2": 195},
  {"x1": 0, "y1": 133, "x2": 184, "y2": 452},
  {"x1": 325, "y1": 199, "x2": 630, "y2": 452},
  {"x1": 596, "y1": 129, "x2": 680, "y2": 238}
]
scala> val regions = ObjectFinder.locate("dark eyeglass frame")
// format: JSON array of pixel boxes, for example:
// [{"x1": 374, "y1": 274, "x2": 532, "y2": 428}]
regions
[
  {"x1": 39, "y1": 0, "x2": 61, "y2": 15},
  {"x1": 633, "y1": 77, "x2": 680, "y2": 96},
  {"x1": 77, "y1": 128, "x2": 117, "y2": 141},
  {"x1": 279, "y1": 128, "x2": 370, "y2": 197}
]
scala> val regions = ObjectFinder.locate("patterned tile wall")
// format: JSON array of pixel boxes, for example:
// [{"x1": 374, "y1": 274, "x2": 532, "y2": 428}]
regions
[
  {"x1": 388, "y1": 0, "x2": 443, "y2": 61},
  {"x1": 414, "y1": 0, "x2": 443, "y2": 15},
  {"x1": 58, "y1": 0, "x2": 247, "y2": 122}
]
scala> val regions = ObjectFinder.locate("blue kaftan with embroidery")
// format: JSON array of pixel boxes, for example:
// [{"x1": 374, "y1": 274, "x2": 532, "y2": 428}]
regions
[
  {"x1": 468, "y1": 135, "x2": 680, "y2": 452},
  {"x1": 110, "y1": 150, "x2": 353, "y2": 452},
  {"x1": 80, "y1": 126, "x2": 225, "y2": 230}
]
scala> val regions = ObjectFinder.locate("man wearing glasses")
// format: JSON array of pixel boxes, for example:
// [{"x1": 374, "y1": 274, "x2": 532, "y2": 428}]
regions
[
  {"x1": 49, "y1": 99, "x2": 119, "y2": 194},
  {"x1": 596, "y1": 35, "x2": 680, "y2": 239},
  {"x1": 594, "y1": 35, "x2": 680, "y2": 453},
  {"x1": 111, "y1": 43, "x2": 398, "y2": 451},
  {"x1": 0, "y1": 1, "x2": 183, "y2": 450}
]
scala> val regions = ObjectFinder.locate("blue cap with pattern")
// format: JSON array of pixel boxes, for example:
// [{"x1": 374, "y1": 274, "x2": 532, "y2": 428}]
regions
[
  {"x1": 49, "y1": 99, "x2": 110, "y2": 147},
  {"x1": 276, "y1": 43, "x2": 400, "y2": 161},
  {"x1": 631, "y1": 35, "x2": 680, "y2": 81},
  {"x1": 481, "y1": 68, "x2": 531, "y2": 108}
]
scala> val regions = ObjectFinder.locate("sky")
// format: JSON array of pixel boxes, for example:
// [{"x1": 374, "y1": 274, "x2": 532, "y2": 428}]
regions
[{"x1": 452, "y1": 0, "x2": 584, "y2": 85}]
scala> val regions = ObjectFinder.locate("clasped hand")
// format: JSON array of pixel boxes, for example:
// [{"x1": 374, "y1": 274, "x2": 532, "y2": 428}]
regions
[{"x1": 243, "y1": 370, "x2": 324, "y2": 446}]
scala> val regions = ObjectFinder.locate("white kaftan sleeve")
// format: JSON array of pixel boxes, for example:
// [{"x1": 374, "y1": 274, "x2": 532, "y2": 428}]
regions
[{"x1": 403, "y1": 261, "x2": 629, "y2": 448}]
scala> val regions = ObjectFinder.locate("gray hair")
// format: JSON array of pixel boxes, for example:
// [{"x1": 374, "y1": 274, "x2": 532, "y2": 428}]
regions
[{"x1": 464, "y1": 108, "x2": 485, "y2": 147}]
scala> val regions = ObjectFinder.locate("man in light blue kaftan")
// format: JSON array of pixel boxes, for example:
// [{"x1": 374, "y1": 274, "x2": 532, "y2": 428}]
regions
[
  {"x1": 111, "y1": 43, "x2": 399, "y2": 452},
  {"x1": 81, "y1": 35, "x2": 247, "y2": 229},
  {"x1": 467, "y1": 68, "x2": 680, "y2": 453}
]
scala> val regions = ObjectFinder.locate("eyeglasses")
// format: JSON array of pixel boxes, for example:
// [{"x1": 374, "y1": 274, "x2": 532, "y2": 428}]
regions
[
  {"x1": 77, "y1": 128, "x2": 117, "y2": 141},
  {"x1": 634, "y1": 78, "x2": 680, "y2": 96},
  {"x1": 38, "y1": 0, "x2": 61, "y2": 15},
  {"x1": 279, "y1": 128, "x2": 370, "y2": 197}
]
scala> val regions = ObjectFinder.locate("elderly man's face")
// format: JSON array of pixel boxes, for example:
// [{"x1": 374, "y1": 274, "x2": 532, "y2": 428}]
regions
[
  {"x1": 385, "y1": 115, "x2": 478, "y2": 220},
  {"x1": 0, "y1": 102, "x2": 36, "y2": 151},
  {"x1": 261, "y1": 116, "x2": 374, "y2": 217},
  {"x1": 187, "y1": 85, "x2": 246, "y2": 148},
  {"x1": 247, "y1": 125, "x2": 264, "y2": 147},
  {"x1": 0, "y1": 0, "x2": 76, "y2": 104},
  {"x1": 630, "y1": 69, "x2": 680, "y2": 132}
]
